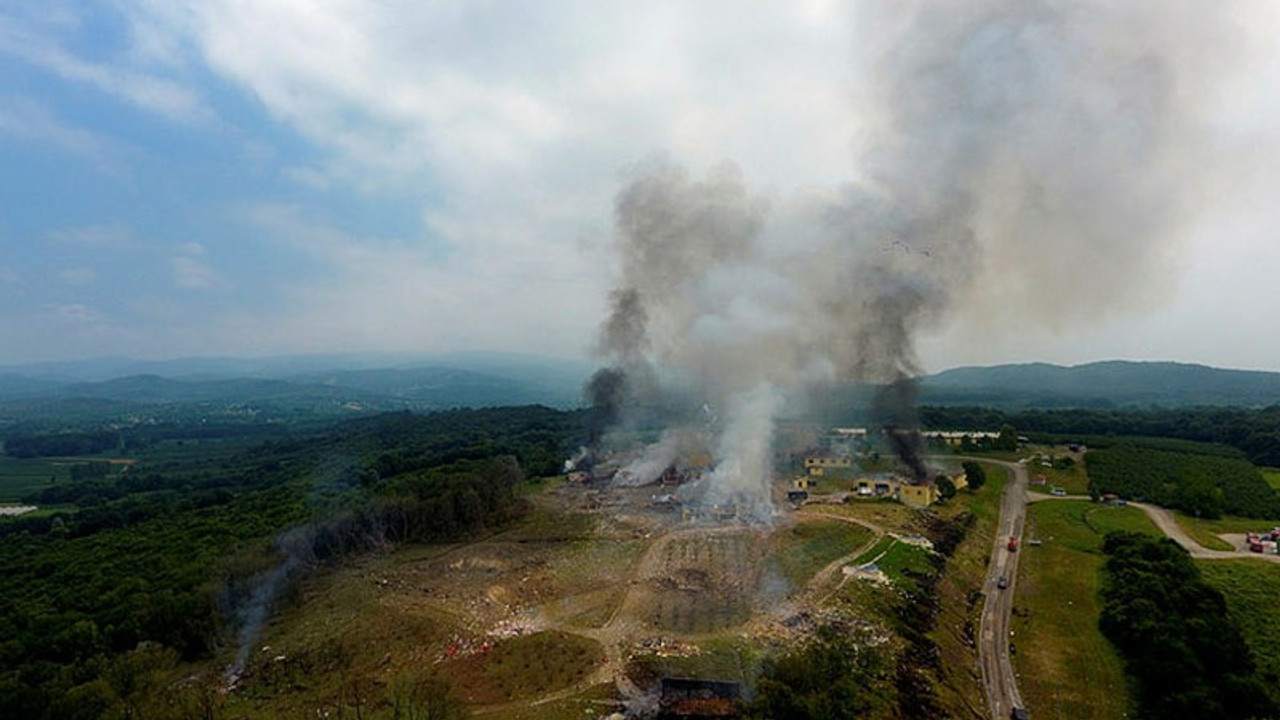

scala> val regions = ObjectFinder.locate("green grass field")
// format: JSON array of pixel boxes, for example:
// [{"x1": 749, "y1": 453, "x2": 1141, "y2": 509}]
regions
[
  {"x1": 1012, "y1": 500, "x2": 1161, "y2": 720},
  {"x1": 772, "y1": 517, "x2": 876, "y2": 587},
  {"x1": 0, "y1": 455, "x2": 72, "y2": 502},
  {"x1": 1262, "y1": 468, "x2": 1280, "y2": 491},
  {"x1": 1026, "y1": 453, "x2": 1090, "y2": 495},
  {"x1": 1175, "y1": 513, "x2": 1280, "y2": 552},
  {"x1": 1198, "y1": 561, "x2": 1280, "y2": 703}
]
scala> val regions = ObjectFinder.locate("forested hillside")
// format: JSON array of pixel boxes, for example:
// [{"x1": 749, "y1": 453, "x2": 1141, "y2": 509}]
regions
[{"x1": 0, "y1": 405, "x2": 583, "y2": 719}]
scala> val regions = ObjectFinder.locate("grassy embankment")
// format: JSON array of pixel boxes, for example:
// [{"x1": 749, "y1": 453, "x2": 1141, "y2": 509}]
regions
[
  {"x1": 927, "y1": 460, "x2": 1009, "y2": 719},
  {"x1": 836, "y1": 458, "x2": 1015, "y2": 718},
  {"x1": 1012, "y1": 500, "x2": 1160, "y2": 720},
  {"x1": 1198, "y1": 561, "x2": 1280, "y2": 705}
]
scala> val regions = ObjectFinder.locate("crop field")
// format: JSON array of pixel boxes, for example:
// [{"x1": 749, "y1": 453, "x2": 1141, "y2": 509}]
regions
[
  {"x1": 0, "y1": 455, "x2": 70, "y2": 501},
  {"x1": 1012, "y1": 500, "x2": 1160, "y2": 720}
]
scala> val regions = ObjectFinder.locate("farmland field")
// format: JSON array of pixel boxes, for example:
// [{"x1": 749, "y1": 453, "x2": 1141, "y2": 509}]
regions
[
  {"x1": 1012, "y1": 500, "x2": 1160, "y2": 720},
  {"x1": 0, "y1": 455, "x2": 73, "y2": 501}
]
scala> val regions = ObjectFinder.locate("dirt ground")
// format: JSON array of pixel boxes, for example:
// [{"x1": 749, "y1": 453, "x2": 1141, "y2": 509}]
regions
[{"x1": 232, "y1": 477, "x2": 905, "y2": 718}]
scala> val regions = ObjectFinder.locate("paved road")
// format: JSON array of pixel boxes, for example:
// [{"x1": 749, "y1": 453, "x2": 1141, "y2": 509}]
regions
[{"x1": 958, "y1": 457, "x2": 1029, "y2": 720}]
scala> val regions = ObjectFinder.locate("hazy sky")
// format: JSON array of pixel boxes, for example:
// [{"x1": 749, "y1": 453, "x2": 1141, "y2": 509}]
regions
[{"x1": 3, "y1": 1, "x2": 1280, "y2": 371}]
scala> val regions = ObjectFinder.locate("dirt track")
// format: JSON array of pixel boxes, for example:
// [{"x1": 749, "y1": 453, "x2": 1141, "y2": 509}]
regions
[{"x1": 1028, "y1": 491, "x2": 1280, "y2": 563}]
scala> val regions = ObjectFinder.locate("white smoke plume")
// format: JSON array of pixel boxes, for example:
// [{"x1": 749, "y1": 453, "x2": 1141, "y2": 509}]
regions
[
  {"x1": 590, "y1": 0, "x2": 1251, "y2": 519},
  {"x1": 617, "y1": 429, "x2": 684, "y2": 487}
]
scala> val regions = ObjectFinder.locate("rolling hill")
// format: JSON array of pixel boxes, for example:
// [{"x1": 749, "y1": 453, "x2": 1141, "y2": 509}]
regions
[{"x1": 921, "y1": 360, "x2": 1280, "y2": 408}]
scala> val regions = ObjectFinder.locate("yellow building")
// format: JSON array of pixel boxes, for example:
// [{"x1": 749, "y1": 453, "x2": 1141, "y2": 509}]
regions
[
  {"x1": 899, "y1": 482, "x2": 939, "y2": 508},
  {"x1": 804, "y1": 455, "x2": 853, "y2": 477}
]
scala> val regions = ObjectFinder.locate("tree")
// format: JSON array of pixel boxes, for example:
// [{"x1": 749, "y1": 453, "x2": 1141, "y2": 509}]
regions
[
  {"x1": 743, "y1": 627, "x2": 891, "y2": 720},
  {"x1": 935, "y1": 475, "x2": 956, "y2": 500},
  {"x1": 993, "y1": 424, "x2": 1018, "y2": 452},
  {"x1": 961, "y1": 461, "x2": 986, "y2": 491}
]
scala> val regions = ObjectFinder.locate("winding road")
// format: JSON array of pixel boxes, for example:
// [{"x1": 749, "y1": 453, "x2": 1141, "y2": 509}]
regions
[
  {"x1": 965, "y1": 458, "x2": 1029, "y2": 720},
  {"x1": 973, "y1": 463, "x2": 1280, "y2": 720}
]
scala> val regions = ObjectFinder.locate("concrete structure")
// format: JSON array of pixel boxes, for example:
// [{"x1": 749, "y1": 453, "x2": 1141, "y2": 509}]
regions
[
  {"x1": 900, "y1": 482, "x2": 939, "y2": 508},
  {"x1": 852, "y1": 474, "x2": 899, "y2": 498},
  {"x1": 803, "y1": 453, "x2": 853, "y2": 476},
  {"x1": 921, "y1": 430, "x2": 1000, "y2": 445}
]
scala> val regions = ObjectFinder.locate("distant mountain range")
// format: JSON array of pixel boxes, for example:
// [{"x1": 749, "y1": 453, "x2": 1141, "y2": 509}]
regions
[
  {"x1": 920, "y1": 360, "x2": 1280, "y2": 408},
  {"x1": 0, "y1": 353, "x2": 596, "y2": 420},
  {"x1": 0, "y1": 356, "x2": 1277, "y2": 419}
]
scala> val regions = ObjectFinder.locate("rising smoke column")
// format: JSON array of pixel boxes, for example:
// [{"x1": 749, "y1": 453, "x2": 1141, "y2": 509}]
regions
[{"x1": 590, "y1": 0, "x2": 1247, "y2": 507}]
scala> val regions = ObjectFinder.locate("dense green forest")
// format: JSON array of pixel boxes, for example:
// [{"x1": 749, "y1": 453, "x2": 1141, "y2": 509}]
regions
[
  {"x1": 1086, "y1": 445, "x2": 1280, "y2": 519},
  {"x1": 1098, "y1": 533, "x2": 1276, "y2": 719},
  {"x1": 920, "y1": 405, "x2": 1280, "y2": 466},
  {"x1": 0, "y1": 405, "x2": 583, "y2": 719}
]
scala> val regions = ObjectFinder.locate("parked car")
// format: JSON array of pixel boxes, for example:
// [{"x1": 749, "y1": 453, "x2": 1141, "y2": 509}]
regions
[{"x1": 1050, "y1": 487, "x2": 1067, "y2": 496}]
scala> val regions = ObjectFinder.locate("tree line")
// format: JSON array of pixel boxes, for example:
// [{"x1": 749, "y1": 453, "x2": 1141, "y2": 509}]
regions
[
  {"x1": 920, "y1": 405, "x2": 1280, "y2": 467},
  {"x1": 0, "y1": 405, "x2": 583, "y2": 719},
  {"x1": 1099, "y1": 532, "x2": 1276, "y2": 719}
]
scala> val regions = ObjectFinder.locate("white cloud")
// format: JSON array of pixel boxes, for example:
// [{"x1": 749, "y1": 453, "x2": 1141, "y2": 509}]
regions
[
  {"x1": 58, "y1": 266, "x2": 96, "y2": 286},
  {"x1": 31, "y1": 0, "x2": 1280, "y2": 368},
  {"x1": 0, "y1": 14, "x2": 207, "y2": 123},
  {"x1": 47, "y1": 222, "x2": 139, "y2": 250},
  {"x1": 171, "y1": 244, "x2": 223, "y2": 289},
  {"x1": 53, "y1": 303, "x2": 103, "y2": 324},
  {"x1": 0, "y1": 96, "x2": 123, "y2": 169}
]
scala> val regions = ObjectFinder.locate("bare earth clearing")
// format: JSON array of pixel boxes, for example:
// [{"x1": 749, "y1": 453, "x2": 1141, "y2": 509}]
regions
[{"x1": 224, "y1": 481, "x2": 900, "y2": 718}]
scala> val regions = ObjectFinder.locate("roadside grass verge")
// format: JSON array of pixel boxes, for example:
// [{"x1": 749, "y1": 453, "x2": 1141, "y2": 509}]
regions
[
  {"x1": 912, "y1": 460, "x2": 1007, "y2": 719},
  {"x1": 1198, "y1": 561, "x2": 1280, "y2": 704},
  {"x1": 771, "y1": 517, "x2": 875, "y2": 587},
  {"x1": 1011, "y1": 500, "x2": 1160, "y2": 720},
  {"x1": 1174, "y1": 513, "x2": 1280, "y2": 552}
]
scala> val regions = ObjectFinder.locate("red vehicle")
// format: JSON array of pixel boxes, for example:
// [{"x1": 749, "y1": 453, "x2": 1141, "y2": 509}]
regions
[{"x1": 1007, "y1": 536, "x2": 1019, "y2": 552}]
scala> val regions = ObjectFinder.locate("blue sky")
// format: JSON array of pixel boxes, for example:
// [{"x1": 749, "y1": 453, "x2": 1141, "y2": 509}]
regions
[{"x1": 3, "y1": 1, "x2": 1280, "y2": 371}]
